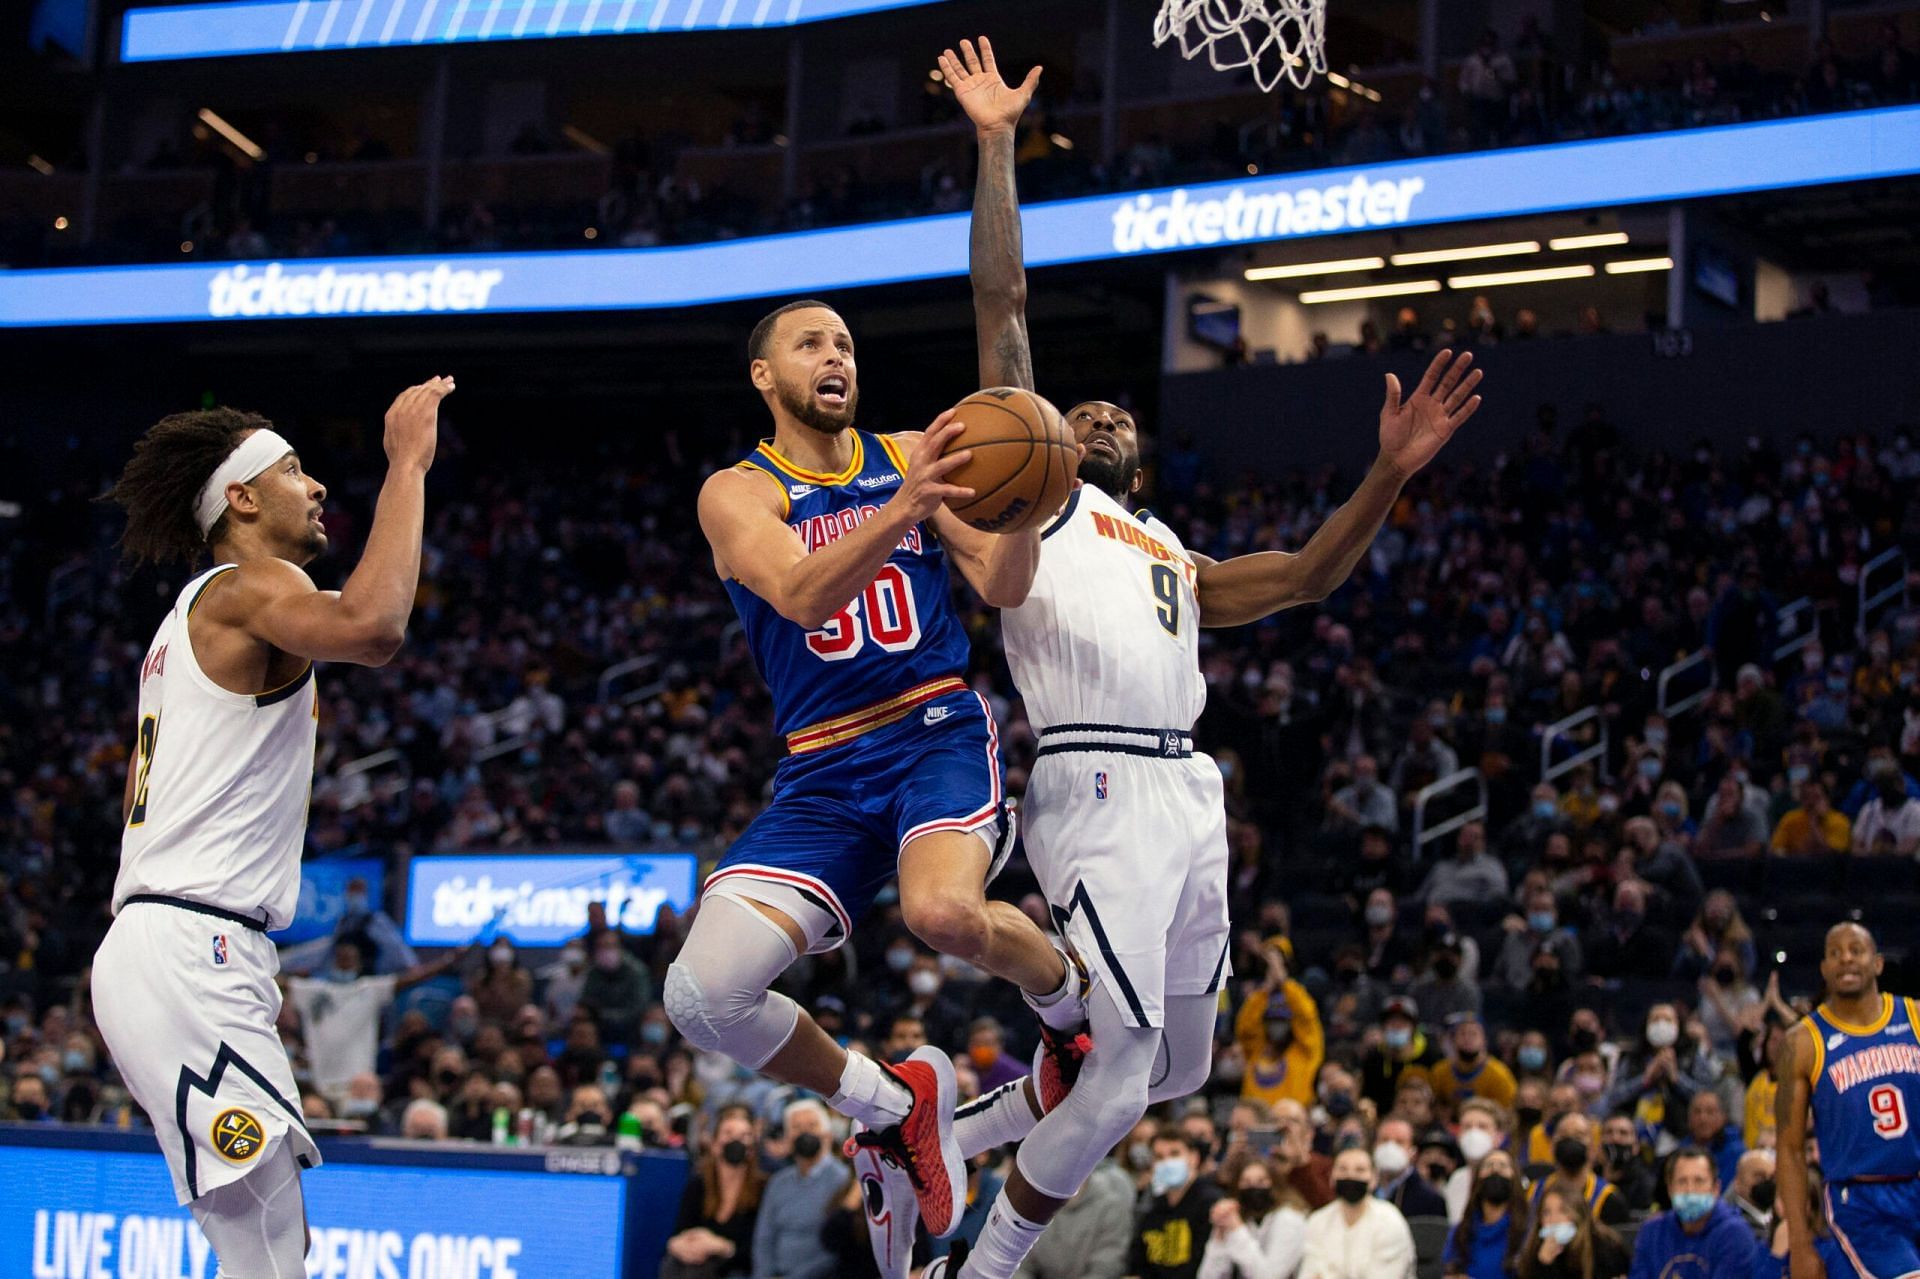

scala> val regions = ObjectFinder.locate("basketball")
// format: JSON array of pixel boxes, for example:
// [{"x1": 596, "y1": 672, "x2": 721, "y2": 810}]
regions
[{"x1": 939, "y1": 387, "x2": 1078, "y2": 534}]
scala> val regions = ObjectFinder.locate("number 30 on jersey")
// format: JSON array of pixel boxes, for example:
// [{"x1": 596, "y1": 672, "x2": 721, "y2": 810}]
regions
[{"x1": 807, "y1": 565, "x2": 922, "y2": 661}]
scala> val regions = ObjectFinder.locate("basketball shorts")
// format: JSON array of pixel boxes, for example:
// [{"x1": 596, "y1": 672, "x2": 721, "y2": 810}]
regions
[
  {"x1": 93, "y1": 899, "x2": 321, "y2": 1206},
  {"x1": 1827, "y1": 1177, "x2": 1920, "y2": 1278},
  {"x1": 704, "y1": 688, "x2": 1009, "y2": 954},
  {"x1": 1021, "y1": 726, "x2": 1232, "y2": 1029}
]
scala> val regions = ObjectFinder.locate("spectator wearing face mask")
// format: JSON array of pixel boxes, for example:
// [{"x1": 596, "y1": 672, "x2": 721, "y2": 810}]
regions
[
  {"x1": 1501, "y1": 783, "x2": 1569, "y2": 872},
  {"x1": 7, "y1": 1072, "x2": 52, "y2": 1122},
  {"x1": 1430, "y1": 1014, "x2": 1514, "y2": 1112},
  {"x1": 1199, "y1": 1152, "x2": 1309, "y2": 1279},
  {"x1": 1299, "y1": 1147, "x2": 1415, "y2": 1279},
  {"x1": 1361, "y1": 998, "x2": 1441, "y2": 1111},
  {"x1": 286, "y1": 939, "x2": 466, "y2": 1112},
  {"x1": 541, "y1": 939, "x2": 591, "y2": 1027},
  {"x1": 663, "y1": 1104, "x2": 764, "y2": 1278},
  {"x1": 1410, "y1": 933, "x2": 1482, "y2": 1028},
  {"x1": 1327, "y1": 754, "x2": 1398, "y2": 834},
  {"x1": 1619, "y1": 817, "x2": 1704, "y2": 927},
  {"x1": 1839, "y1": 744, "x2": 1920, "y2": 818},
  {"x1": 1584, "y1": 880, "x2": 1676, "y2": 982},
  {"x1": 964, "y1": 1017, "x2": 1029, "y2": 1091},
  {"x1": 752, "y1": 1100, "x2": 846, "y2": 1279},
  {"x1": 552, "y1": 1084, "x2": 615, "y2": 1146},
  {"x1": 1514, "y1": 1033, "x2": 1554, "y2": 1082},
  {"x1": 579, "y1": 931, "x2": 652, "y2": 1047},
  {"x1": 1444, "y1": 1099, "x2": 1509, "y2": 1222},
  {"x1": 887, "y1": 952, "x2": 968, "y2": 1052},
  {"x1": 1531, "y1": 1111, "x2": 1629, "y2": 1227},
  {"x1": 1494, "y1": 889, "x2": 1583, "y2": 990},
  {"x1": 1372, "y1": 1116, "x2": 1447, "y2": 1219},
  {"x1": 1674, "y1": 891, "x2": 1758, "y2": 982},
  {"x1": 1236, "y1": 945, "x2": 1324, "y2": 1109},
  {"x1": 1356, "y1": 889, "x2": 1416, "y2": 986},
  {"x1": 400, "y1": 1097, "x2": 450, "y2": 1141},
  {"x1": 1595, "y1": 1114, "x2": 1656, "y2": 1212},
  {"x1": 1443, "y1": 1148, "x2": 1524, "y2": 1279},
  {"x1": 1769, "y1": 779, "x2": 1850, "y2": 855},
  {"x1": 1519, "y1": 1186, "x2": 1628, "y2": 1279},
  {"x1": 1625, "y1": 1148, "x2": 1756, "y2": 1278},
  {"x1": 1723, "y1": 1148, "x2": 1775, "y2": 1244},
  {"x1": 1131, "y1": 1125, "x2": 1224, "y2": 1279},
  {"x1": 468, "y1": 938, "x2": 533, "y2": 1025},
  {"x1": 1851, "y1": 757, "x2": 1920, "y2": 854},
  {"x1": 1604, "y1": 1003, "x2": 1717, "y2": 1142},
  {"x1": 329, "y1": 876, "x2": 417, "y2": 976}
]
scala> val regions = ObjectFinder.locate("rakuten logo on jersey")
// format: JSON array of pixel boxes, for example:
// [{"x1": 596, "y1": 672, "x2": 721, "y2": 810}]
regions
[{"x1": 1109, "y1": 175, "x2": 1426, "y2": 253}]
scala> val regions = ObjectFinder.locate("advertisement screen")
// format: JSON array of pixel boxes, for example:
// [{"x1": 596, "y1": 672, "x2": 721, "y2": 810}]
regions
[
  {"x1": 5, "y1": 106, "x2": 1916, "y2": 328},
  {"x1": 405, "y1": 852, "x2": 698, "y2": 947},
  {"x1": 0, "y1": 1140, "x2": 629, "y2": 1279},
  {"x1": 281, "y1": 857, "x2": 386, "y2": 945}
]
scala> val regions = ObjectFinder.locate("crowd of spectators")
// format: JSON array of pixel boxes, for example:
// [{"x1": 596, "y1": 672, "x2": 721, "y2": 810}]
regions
[
  {"x1": 10, "y1": 18, "x2": 1920, "y2": 269},
  {"x1": 3, "y1": 395, "x2": 1920, "y2": 1275}
]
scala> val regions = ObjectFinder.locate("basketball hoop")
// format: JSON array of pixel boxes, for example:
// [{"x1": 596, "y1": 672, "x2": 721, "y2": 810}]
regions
[{"x1": 1154, "y1": 0, "x2": 1329, "y2": 93}]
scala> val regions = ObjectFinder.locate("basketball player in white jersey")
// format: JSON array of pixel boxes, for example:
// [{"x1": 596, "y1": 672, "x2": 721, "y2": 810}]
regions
[
  {"x1": 904, "y1": 41, "x2": 1486, "y2": 1279},
  {"x1": 93, "y1": 377, "x2": 452, "y2": 1277}
]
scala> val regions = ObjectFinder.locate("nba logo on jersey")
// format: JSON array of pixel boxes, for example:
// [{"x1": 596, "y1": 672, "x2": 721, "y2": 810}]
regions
[
  {"x1": 1094, "y1": 772, "x2": 1109, "y2": 800},
  {"x1": 211, "y1": 934, "x2": 228, "y2": 966}
]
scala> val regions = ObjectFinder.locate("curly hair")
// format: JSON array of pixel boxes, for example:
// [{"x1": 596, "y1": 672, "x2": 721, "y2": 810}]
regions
[{"x1": 101, "y1": 408, "x2": 269, "y2": 565}]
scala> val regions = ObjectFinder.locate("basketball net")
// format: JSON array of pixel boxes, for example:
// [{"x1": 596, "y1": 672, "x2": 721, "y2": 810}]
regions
[{"x1": 1154, "y1": 0, "x2": 1329, "y2": 93}]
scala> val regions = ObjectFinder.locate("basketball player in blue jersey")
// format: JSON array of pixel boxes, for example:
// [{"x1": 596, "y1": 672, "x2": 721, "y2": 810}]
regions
[
  {"x1": 1778, "y1": 922, "x2": 1920, "y2": 1278},
  {"x1": 665, "y1": 298, "x2": 1091, "y2": 1245}
]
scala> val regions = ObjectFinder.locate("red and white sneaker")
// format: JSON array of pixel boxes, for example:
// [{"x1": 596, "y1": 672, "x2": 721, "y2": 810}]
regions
[
  {"x1": 849, "y1": 1119, "x2": 917, "y2": 1279},
  {"x1": 844, "y1": 1046, "x2": 967, "y2": 1238},
  {"x1": 920, "y1": 1241, "x2": 969, "y2": 1278},
  {"x1": 1031, "y1": 1021, "x2": 1093, "y2": 1114}
]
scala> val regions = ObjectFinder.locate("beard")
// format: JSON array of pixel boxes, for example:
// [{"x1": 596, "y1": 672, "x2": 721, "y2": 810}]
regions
[
  {"x1": 1078, "y1": 450, "x2": 1139, "y2": 500},
  {"x1": 776, "y1": 376, "x2": 857, "y2": 435}
]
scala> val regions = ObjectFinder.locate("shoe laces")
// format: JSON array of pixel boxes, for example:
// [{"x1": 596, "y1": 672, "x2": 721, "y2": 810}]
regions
[{"x1": 849, "y1": 1125, "x2": 927, "y2": 1193}]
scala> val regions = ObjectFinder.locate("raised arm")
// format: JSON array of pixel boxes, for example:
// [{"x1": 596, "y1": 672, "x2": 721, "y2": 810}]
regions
[
  {"x1": 1774, "y1": 1022, "x2": 1826, "y2": 1279},
  {"x1": 699, "y1": 414, "x2": 974, "y2": 630},
  {"x1": 208, "y1": 378, "x2": 452, "y2": 666},
  {"x1": 1194, "y1": 349, "x2": 1482, "y2": 627},
  {"x1": 941, "y1": 36, "x2": 1042, "y2": 391}
]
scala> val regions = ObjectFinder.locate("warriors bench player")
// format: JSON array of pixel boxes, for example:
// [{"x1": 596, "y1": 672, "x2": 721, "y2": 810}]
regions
[
  {"x1": 911, "y1": 39, "x2": 1485, "y2": 1279},
  {"x1": 93, "y1": 378, "x2": 450, "y2": 1276}
]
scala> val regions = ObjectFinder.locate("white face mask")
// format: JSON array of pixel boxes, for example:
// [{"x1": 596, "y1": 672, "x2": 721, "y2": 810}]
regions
[
  {"x1": 1458, "y1": 1128, "x2": 1496, "y2": 1163},
  {"x1": 1646, "y1": 1019, "x2": 1679, "y2": 1048},
  {"x1": 1372, "y1": 1140, "x2": 1410, "y2": 1176},
  {"x1": 907, "y1": 971, "x2": 940, "y2": 998}
]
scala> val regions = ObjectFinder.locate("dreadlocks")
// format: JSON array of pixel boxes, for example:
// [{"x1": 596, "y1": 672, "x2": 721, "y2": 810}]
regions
[{"x1": 103, "y1": 408, "x2": 271, "y2": 566}]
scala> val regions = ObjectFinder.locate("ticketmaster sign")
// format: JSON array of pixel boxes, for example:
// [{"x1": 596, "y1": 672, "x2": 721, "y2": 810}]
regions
[
  {"x1": 4, "y1": 106, "x2": 1917, "y2": 327},
  {"x1": 405, "y1": 852, "x2": 698, "y2": 947}
]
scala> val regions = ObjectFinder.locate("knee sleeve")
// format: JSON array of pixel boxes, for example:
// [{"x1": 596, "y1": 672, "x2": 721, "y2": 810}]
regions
[
  {"x1": 1015, "y1": 984, "x2": 1159, "y2": 1201},
  {"x1": 1146, "y1": 993, "x2": 1219, "y2": 1105},
  {"x1": 664, "y1": 897, "x2": 802, "y2": 1070},
  {"x1": 190, "y1": 1138, "x2": 307, "y2": 1279}
]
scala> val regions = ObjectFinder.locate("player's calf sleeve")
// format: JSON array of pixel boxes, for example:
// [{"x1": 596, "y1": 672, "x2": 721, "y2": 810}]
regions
[
  {"x1": 1012, "y1": 986, "x2": 1158, "y2": 1201},
  {"x1": 663, "y1": 896, "x2": 802, "y2": 1071},
  {"x1": 190, "y1": 1138, "x2": 307, "y2": 1279},
  {"x1": 1145, "y1": 993, "x2": 1219, "y2": 1104}
]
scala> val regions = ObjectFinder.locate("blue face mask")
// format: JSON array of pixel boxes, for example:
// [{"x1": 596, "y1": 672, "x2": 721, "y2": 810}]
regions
[
  {"x1": 1528, "y1": 911, "x2": 1556, "y2": 933},
  {"x1": 1486, "y1": 706, "x2": 1507, "y2": 725},
  {"x1": 1384, "y1": 1027, "x2": 1413, "y2": 1051},
  {"x1": 1533, "y1": 800, "x2": 1557, "y2": 820},
  {"x1": 328, "y1": 966, "x2": 359, "y2": 984},
  {"x1": 1151, "y1": 1156, "x2": 1192, "y2": 1196},
  {"x1": 1540, "y1": 1221, "x2": 1576, "y2": 1246},
  {"x1": 1672, "y1": 1192, "x2": 1716, "y2": 1223},
  {"x1": 1517, "y1": 1045, "x2": 1548, "y2": 1072},
  {"x1": 62, "y1": 1050, "x2": 90, "y2": 1074},
  {"x1": 640, "y1": 1022, "x2": 669, "y2": 1046}
]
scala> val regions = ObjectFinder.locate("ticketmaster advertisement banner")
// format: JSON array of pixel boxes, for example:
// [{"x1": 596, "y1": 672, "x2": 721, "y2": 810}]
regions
[
  {"x1": 4, "y1": 106, "x2": 1917, "y2": 327},
  {"x1": 404, "y1": 852, "x2": 698, "y2": 947},
  {"x1": 1, "y1": 1139, "x2": 629, "y2": 1279}
]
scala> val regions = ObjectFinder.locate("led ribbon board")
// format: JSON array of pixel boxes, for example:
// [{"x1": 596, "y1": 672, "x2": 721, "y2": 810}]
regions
[
  {"x1": 122, "y1": 0, "x2": 956, "y2": 62},
  {"x1": 4, "y1": 106, "x2": 1918, "y2": 327}
]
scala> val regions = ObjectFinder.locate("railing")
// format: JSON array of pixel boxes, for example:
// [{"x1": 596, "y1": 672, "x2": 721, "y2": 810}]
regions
[
  {"x1": 1541, "y1": 705, "x2": 1609, "y2": 786},
  {"x1": 597, "y1": 655, "x2": 661, "y2": 706},
  {"x1": 1411, "y1": 766, "x2": 1488, "y2": 860},
  {"x1": 1858, "y1": 548, "x2": 1909, "y2": 645},
  {"x1": 1773, "y1": 595, "x2": 1817, "y2": 665},
  {"x1": 1656, "y1": 648, "x2": 1717, "y2": 718}
]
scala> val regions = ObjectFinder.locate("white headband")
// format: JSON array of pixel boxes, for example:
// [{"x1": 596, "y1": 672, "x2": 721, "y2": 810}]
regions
[{"x1": 194, "y1": 429, "x2": 294, "y2": 538}]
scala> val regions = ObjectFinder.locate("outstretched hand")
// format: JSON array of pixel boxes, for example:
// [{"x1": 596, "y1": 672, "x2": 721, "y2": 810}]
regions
[
  {"x1": 937, "y1": 36, "x2": 1041, "y2": 136},
  {"x1": 1378, "y1": 348, "x2": 1481, "y2": 479}
]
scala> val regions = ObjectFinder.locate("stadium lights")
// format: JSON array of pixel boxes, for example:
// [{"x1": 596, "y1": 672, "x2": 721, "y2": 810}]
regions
[
  {"x1": 1325, "y1": 72, "x2": 1383, "y2": 102},
  {"x1": 1299, "y1": 280, "x2": 1442, "y2": 303},
  {"x1": 1549, "y1": 232, "x2": 1629, "y2": 251},
  {"x1": 1245, "y1": 256, "x2": 1387, "y2": 281},
  {"x1": 1447, "y1": 264, "x2": 1595, "y2": 288},
  {"x1": 562, "y1": 125, "x2": 611, "y2": 156},
  {"x1": 196, "y1": 108, "x2": 264, "y2": 160},
  {"x1": 1605, "y1": 256, "x2": 1676, "y2": 274},
  {"x1": 1051, "y1": 133, "x2": 1075, "y2": 151},
  {"x1": 28, "y1": 154, "x2": 54, "y2": 175},
  {"x1": 1390, "y1": 241, "x2": 1541, "y2": 265}
]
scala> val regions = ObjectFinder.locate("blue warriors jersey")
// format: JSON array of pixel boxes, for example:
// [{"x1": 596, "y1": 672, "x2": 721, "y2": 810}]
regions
[
  {"x1": 722, "y1": 431, "x2": 973, "y2": 748},
  {"x1": 1804, "y1": 993, "x2": 1920, "y2": 1181}
]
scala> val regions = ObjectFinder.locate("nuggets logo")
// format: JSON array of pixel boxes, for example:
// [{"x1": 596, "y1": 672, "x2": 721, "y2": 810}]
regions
[
  {"x1": 211, "y1": 1108, "x2": 264, "y2": 1163},
  {"x1": 1094, "y1": 771, "x2": 1109, "y2": 800}
]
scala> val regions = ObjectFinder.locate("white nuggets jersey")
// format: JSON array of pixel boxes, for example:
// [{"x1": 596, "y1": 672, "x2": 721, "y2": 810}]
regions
[
  {"x1": 114, "y1": 563, "x2": 318, "y2": 929},
  {"x1": 1001, "y1": 484, "x2": 1206, "y2": 732}
]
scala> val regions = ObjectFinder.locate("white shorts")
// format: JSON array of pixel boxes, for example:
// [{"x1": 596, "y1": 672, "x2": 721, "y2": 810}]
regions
[
  {"x1": 93, "y1": 899, "x2": 321, "y2": 1205},
  {"x1": 1021, "y1": 739, "x2": 1232, "y2": 1029}
]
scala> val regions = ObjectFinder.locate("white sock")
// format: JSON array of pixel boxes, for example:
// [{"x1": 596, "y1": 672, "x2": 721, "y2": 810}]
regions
[
  {"x1": 958, "y1": 1191, "x2": 1048, "y2": 1279},
  {"x1": 954, "y1": 1079, "x2": 1042, "y2": 1159},
  {"x1": 1024, "y1": 954, "x2": 1086, "y2": 1032},
  {"x1": 828, "y1": 1051, "x2": 913, "y2": 1128}
]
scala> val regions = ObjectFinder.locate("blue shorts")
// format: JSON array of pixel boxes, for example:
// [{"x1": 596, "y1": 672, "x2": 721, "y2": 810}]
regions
[
  {"x1": 1827, "y1": 1178, "x2": 1920, "y2": 1278},
  {"x1": 703, "y1": 688, "x2": 1007, "y2": 953}
]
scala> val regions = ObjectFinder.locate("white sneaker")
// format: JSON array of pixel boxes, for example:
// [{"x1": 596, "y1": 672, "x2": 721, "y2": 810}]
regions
[{"x1": 849, "y1": 1117, "x2": 918, "y2": 1279}]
